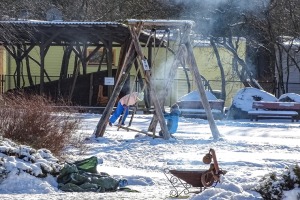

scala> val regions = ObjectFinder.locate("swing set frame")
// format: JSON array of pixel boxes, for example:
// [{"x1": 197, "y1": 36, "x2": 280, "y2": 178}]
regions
[{"x1": 94, "y1": 19, "x2": 221, "y2": 140}]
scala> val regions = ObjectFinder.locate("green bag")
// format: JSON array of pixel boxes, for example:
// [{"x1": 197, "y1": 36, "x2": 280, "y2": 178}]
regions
[
  {"x1": 79, "y1": 182, "x2": 100, "y2": 192},
  {"x1": 57, "y1": 163, "x2": 79, "y2": 184},
  {"x1": 73, "y1": 156, "x2": 98, "y2": 173},
  {"x1": 58, "y1": 183, "x2": 85, "y2": 192},
  {"x1": 90, "y1": 176, "x2": 119, "y2": 192},
  {"x1": 57, "y1": 156, "x2": 121, "y2": 192}
]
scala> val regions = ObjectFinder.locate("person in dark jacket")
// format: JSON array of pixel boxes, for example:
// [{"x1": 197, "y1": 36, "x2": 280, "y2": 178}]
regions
[{"x1": 159, "y1": 104, "x2": 181, "y2": 136}]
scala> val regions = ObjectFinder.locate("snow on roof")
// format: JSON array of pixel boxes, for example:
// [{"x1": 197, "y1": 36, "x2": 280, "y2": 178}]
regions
[
  {"x1": 232, "y1": 87, "x2": 277, "y2": 111},
  {"x1": 0, "y1": 20, "x2": 122, "y2": 26},
  {"x1": 232, "y1": 88, "x2": 300, "y2": 112},
  {"x1": 279, "y1": 93, "x2": 300, "y2": 102},
  {"x1": 177, "y1": 90, "x2": 218, "y2": 101}
]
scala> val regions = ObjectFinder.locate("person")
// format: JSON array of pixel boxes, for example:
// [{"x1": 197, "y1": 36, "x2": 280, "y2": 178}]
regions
[
  {"x1": 159, "y1": 104, "x2": 181, "y2": 136},
  {"x1": 108, "y1": 92, "x2": 144, "y2": 126}
]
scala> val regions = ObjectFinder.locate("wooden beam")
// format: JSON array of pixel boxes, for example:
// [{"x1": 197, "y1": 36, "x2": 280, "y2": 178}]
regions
[
  {"x1": 94, "y1": 62, "x2": 134, "y2": 137},
  {"x1": 107, "y1": 39, "x2": 113, "y2": 97},
  {"x1": 16, "y1": 44, "x2": 22, "y2": 88},
  {"x1": 185, "y1": 39, "x2": 221, "y2": 140},
  {"x1": 127, "y1": 19, "x2": 195, "y2": 28},
  {"x1": 95, "y1": 42, "x2": 137, "y2": 137},
  {"x1": 115, "y1": 38, "x2": 131, "y2": 83},
  {"x1": 94, "y1": 22, "x2": 143, "y2": 138},
  {"x1": 148, "y1": 44, "x2": 187, "y2": 133},
  {"x1": 89, "y1": 73, "x2": 93, "y2": 106},
  {"x1": 129, "y1": 25, "x2": 170, "y2": 140},
  {"x1": 39, "y1": 36, "x2": 45, "y2": 94}
]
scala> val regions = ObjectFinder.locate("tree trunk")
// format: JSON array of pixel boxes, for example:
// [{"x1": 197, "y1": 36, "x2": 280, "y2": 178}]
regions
[{"x1": 210, "y1": 38, "x2": 226, "y2": 100}]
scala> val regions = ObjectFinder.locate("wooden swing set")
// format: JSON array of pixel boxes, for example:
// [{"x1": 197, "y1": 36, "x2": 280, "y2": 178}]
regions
[{"x1": 94, "y1": 19, "x2": 221, "y2": 140}]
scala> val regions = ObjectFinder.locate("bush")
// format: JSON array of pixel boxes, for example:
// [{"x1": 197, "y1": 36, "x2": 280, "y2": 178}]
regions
[
  {"x1": 255, "y1": 164, "x2": 300, "y2": 200},
  {"x1": 0, "y1": 92, "x2": 80, "y2": 156}
]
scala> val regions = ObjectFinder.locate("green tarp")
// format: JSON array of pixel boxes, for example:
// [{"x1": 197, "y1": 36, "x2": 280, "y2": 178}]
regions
[{"x1": 57, "y1": 156, "x2": 120, "y2": 192}]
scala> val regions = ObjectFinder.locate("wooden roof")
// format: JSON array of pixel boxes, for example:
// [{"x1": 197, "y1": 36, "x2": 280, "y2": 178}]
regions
[{"x1": 0, "y1": 20, "x2": 159, "y2": 46}]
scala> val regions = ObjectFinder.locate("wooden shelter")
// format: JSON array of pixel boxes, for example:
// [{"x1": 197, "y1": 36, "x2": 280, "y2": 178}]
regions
[
  {"x1": 0, "y1": 20, "x2": 161, "y2": 102},
  {"x1": 94, "y1": 19, "x2": 221, "y2": 140}
]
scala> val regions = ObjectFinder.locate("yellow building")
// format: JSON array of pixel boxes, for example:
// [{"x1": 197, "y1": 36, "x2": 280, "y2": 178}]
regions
[{"x1": 0, "y1": 37, "x2": 245, "y2": 107}]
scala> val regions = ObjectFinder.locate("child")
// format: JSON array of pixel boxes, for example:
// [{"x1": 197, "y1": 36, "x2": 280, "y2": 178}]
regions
[
  {"x1": 109, "y1": 92, "x2": 144, "y2": 126},
  {"x1": 159, "y1": 104, "x2": 181, "y2": 136}
]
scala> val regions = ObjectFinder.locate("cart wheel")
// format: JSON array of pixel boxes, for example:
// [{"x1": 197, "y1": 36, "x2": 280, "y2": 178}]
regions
[
  {"x1": 201, "y1": 170, "x2": 214, "y2": 187},
  {"x1": 202, "y1": 154, "x2": 212, "y2": 164}
]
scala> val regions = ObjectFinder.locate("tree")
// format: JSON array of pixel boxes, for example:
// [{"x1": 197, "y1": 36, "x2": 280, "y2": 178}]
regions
[{"x1": 243, "y1": 0, "x2": 300, "y2": 95}]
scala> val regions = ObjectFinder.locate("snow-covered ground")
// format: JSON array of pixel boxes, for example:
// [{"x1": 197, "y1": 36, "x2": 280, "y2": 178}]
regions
[
  {"x1": 0, "y1": 88, "x2": 299, "y2": 199},
  {"x1": 0, "y1": 113, "x2": 299, "y2": 200}
]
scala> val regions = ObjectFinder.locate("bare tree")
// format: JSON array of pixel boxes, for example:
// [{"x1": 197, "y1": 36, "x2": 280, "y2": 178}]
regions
[{"x1": 243, "y1": 0, "x2": 300, "y2": 95}]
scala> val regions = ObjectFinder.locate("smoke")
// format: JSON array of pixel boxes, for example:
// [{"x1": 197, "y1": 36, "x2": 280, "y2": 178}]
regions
[
  {"x1": 166, "y1": 0, "x2": 270, "y2": 37},
  {"x1": 170, "y1": 0, "x2": 269, "y2": 11},
  {"x1": 171, "y1": 0, "x2": 227, "y2": 6},
  {"x1": 163, "y1": 0, "x2": 271, "y2": 98}
]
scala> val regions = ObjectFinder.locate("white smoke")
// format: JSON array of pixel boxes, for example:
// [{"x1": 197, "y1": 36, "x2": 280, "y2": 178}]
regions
[{"x1": 169, "y1": 0, "x2": 270, "y2": 13}]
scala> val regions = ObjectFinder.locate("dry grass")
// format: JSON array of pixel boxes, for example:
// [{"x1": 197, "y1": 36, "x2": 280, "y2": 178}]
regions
[{"x1": 0, "y1": 92, "x2": 81, "y2": 156}]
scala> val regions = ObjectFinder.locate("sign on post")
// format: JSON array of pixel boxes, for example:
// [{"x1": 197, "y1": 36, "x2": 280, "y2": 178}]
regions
[
  {"x1": 142, "y1": 59, "x2": 150, "y2": 71},
  {"x1": 104, "y1": 77, "x2": 114, "y2": 85}
]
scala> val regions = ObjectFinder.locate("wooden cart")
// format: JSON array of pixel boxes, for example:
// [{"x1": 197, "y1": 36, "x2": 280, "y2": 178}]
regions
[{"x1": 164, "y1": 149, "x2": 227, "y2": 197}]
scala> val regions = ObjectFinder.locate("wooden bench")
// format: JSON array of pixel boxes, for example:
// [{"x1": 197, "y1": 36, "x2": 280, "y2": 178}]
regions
[
  {"x1": 176, "y1": 100, "x2": 225, "y2": 119},
  {"x1": 248, "y1": 110, "x2": 299, "y2": 122},
  {"x1": 248, "y1": 101, "x2": 300, "y2": 122}
]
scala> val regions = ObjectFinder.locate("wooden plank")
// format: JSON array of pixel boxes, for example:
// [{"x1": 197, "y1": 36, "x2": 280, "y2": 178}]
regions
[
  {"x1": 248, "y1": 110, "x2": 298, "y2": 122},
  {"x1": 253, "y1": 101, "x2": 300, "y2": 110},
  {"x1": 117, "y1": 125, "x2": 162, "y2": 138},
  {"x1": 248, "y1": 110, "x2": 298, "y2": 115}
]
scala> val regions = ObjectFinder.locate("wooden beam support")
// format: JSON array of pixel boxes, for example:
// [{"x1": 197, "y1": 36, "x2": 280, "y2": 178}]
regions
[
  {"x1": 127, "y1": 19, "x2": 195, "y2": 28},
  {"x1": 129, "y1": 24, "x2": 170, "y2": 140},
  {"x1": 94, "y1": 22, "x2": 144, "y2": 138},
  {"x1": 94, "y1": 51, "x2": 137, "y2": 137},
  {"x1": 39, "y1": 35, "x2": 46, "y2": 94},
  {"x1": 148, "y1": 44, "x2": 187, "y2": 133},
  {"x1": 107, "y1": 39, "x2": 113, "y2": 97},
  {"x1": 89, "y1": 73, "x2": 93, "y2": 106},
  {"x1": 185, "y1": 36, "x2": 221, "y2": 140}
]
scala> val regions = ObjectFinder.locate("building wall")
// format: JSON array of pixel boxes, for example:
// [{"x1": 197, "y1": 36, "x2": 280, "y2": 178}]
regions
[
  {"x1": 4, "y1": 46, "x2": 120, "y2": 90},
  {"x1": 174, "y1": 40, "x2": 246, "y2": 107},
  {"x1": 11, "y1": 46, "x2": 120, "y2": 78},
  {"x1": 276, "y1": 45, "x2": 300, "y2": 96}
]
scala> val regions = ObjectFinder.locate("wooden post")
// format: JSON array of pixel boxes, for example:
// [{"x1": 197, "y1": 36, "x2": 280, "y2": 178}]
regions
[
  {"x1": 94, "y1": 37, "x2": 139, "y2": 137},
  {"x1": 39, "y1": 42, "x2": 45, "y2": 94},
  {"x1": 129, "y1": 25, "x2": 170, "y2": 140},
  {"x1": 16, "y1": 44, "x2": 22, "y2": 88},
  {"x1": 89, "y1": 73, "x2": 93, "y2": 106},
  {"x1": 94, "y1": 71, "x2": 131, "y2": 137},
  {"x1": 107, "y1": 39, "x2": 113, "y2": 97},
  {"x1": 185, "y1": 38, "x2": 221, "y2": 140},
  {"x1": 148, "y1": 44, "x2": 187, "y2": 133}
]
